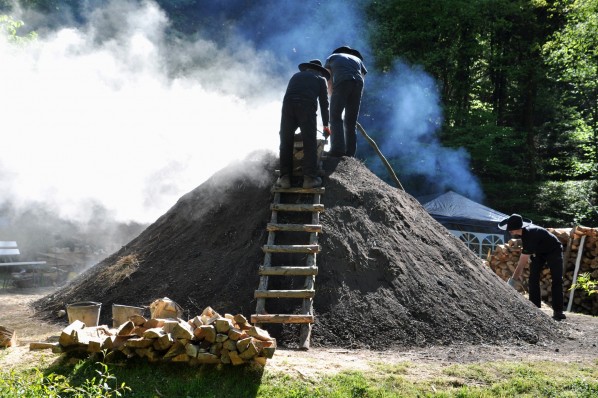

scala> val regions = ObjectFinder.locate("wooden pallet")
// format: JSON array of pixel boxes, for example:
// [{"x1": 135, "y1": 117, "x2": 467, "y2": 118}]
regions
[{"x1": 252, "y1": 186, "x2": 324, "y2": 349}]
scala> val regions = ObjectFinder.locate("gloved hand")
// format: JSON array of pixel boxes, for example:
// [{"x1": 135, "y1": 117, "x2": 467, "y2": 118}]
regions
[{"x1": 323, "y1": 126, "x2": 331, "y2": 138}]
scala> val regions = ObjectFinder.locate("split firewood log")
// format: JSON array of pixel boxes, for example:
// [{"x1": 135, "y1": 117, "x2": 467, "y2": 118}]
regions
[{"x1": 1, "y1": 326, "x2": 17, "y2": 348}]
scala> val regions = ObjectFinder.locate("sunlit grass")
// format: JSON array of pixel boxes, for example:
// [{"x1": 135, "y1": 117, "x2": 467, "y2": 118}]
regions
[{"x1": 1, "y1": 356, "x2": 598, "y2": 397}]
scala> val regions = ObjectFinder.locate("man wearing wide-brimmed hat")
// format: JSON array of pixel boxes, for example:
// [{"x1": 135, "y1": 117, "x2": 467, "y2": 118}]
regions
[
  {"x1": 498, "y1": 213, "x2": 566, "y2": 320},
  {"x1": 324, "y1": 45, "x2": 368, "y2": 158},
  {"x1": 276, "y1": 59, "x2": 330, "y2": 189}
]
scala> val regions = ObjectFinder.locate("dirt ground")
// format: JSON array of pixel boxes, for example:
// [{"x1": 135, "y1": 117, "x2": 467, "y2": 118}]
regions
[{"x1": 3, "y1": 287, "x2": 598, "y2": 380}]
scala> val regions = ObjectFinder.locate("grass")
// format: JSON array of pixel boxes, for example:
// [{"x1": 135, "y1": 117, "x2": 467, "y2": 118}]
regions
[{"x1": 1, "y1": 355, "x2": 598, "y2": 397}]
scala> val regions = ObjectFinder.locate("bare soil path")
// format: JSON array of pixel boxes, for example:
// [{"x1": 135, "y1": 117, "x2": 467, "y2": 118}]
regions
[{"x1": 2, "y1": 287, "x2": 598, "y2": 380}]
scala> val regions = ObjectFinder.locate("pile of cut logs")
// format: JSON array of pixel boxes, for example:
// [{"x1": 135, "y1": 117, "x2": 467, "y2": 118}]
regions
[
  {"x1": 487, "y1": 226, "x2": 598, "y2": 314},
  {"x1": 31, "y1": 306, "x2": 276, "y2": 366}
]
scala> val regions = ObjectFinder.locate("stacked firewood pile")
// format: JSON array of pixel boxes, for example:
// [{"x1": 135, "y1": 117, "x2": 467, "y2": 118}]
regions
[
  {"x1": 487, "y1": 226, "x2": 598, "y2": 315},
  {"x1": 31, "y1": 306, "x2": 276, "y2": 366},
  {"x1": 487, "y1": 238, "x2": 529, "y2": 292}
]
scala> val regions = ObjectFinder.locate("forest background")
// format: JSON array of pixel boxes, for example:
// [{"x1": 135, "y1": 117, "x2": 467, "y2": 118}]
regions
[{"x1": 1, "y1": 0, "x2": 596, "y2": 234}]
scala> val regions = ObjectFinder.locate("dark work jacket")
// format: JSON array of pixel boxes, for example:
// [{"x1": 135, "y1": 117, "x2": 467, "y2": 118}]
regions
[
  {"x1": 521, "y1": 225, "x2": 562, "y2": 256},
  {"x1": 283, "y1": 70, "x2": 330, "y2": 126}
]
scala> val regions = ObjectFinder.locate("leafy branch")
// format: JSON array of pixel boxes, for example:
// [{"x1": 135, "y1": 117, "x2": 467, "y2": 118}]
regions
[{"x1": 570, "y1": 272, "x2": 598, "y2": 296}]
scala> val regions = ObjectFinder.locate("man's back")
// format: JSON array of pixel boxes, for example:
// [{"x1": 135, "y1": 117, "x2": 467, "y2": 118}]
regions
[
  {"x1": 325, "y1": 53, "x2": 367, "y2": 86},
  {"x1": 284, "y1": 70, "x2": 327, "y2": 106}
]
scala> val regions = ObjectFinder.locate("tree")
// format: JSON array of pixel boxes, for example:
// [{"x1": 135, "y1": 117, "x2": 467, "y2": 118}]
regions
[
  {"x1": 0, "y1": 14, "x2": 37, "y2": 44},
  {"x1": 542, "y1": 0, "x2": 598, "y2": 176}
]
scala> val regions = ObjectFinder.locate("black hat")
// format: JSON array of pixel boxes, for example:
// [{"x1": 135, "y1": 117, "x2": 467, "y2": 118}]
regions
[
  {"x1": 332, "y1": 46, "x2": 364, "y2": 61},
  {"x1": 498, "y1": 214, "x2": 532, "y2": 231},
  {"x1": 298, "y1": 59, "x2": 330, "y2": 80}
]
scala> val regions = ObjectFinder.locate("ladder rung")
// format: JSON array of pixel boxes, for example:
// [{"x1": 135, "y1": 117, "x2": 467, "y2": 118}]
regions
[
  {"x1": 262, "y1": 245, "x2": 319, "y2": 254},
  {"x1": 271, "y1": 203, "x2": 324, "y2": 212},
  {"x1": 259, "y1": 266, "x2": 318, "y2": 276},
  {"x1": 271, "y1": 187, "x2": 325, "y2": 194},
  {"x1": 251, "y1": 314, "x2": 314, "y2": 324},
  {"x1": 267, "y1": 223, "x2": 322, "y2": 233},
  {"x1": 254, "y1": 289, "x2": 315, "y2": 299}
]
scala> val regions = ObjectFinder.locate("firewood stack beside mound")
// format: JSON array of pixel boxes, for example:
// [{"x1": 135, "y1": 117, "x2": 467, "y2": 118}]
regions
[
  {"x1": 33, "y1": 306, "x2": 276, "y2": 366},
  {"x1": 487, "y1": 226, "x2": 598, "y2": 315}
]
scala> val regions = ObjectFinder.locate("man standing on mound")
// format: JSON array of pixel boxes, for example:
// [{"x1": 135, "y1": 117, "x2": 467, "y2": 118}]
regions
[
  {"x1": 498, "y1": 213, "x2": 566, "y2": 321},
  {"x1": 324, "y1": 45, "x2": 367, "y2": 158},
  {"x1": 276, "y1": 59, "x2": 331, "y2": 189}
]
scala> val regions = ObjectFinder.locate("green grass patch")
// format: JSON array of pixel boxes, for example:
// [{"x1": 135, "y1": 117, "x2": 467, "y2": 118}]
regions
[{"x1": 2, "y1": 357, "x2": 598, "y2": 397}]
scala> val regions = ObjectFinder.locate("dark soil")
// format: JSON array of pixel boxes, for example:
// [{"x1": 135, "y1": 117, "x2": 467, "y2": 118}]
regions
[{"x1": 34, "y1": 151, "x2": 564, "y2": 349}]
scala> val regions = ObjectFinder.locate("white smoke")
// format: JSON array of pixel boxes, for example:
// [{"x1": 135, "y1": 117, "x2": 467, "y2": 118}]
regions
[{"x1": 1, "y1": 1, "x2": 285, "y2": 223}]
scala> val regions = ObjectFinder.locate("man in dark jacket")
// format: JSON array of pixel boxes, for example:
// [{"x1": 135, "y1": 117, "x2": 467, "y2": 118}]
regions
[
  {"x1": 498, "y1": 214, "x2": 566, "y2": 320},
  {"x1": 324, "y1": 46, "x2": 367, "y2": 158},
  {"x1": 276, "y1": 59, "x2": 330, "y2": 189}
]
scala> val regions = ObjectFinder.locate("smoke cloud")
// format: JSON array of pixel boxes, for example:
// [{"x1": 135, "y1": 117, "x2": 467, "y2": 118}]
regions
[
  {"x1": 1, "y1": 0, "x2": 483, "y2": 230},
  {"x1": 1, "y1": 1, "x2": 283, "y2": 224},
  {"x1": 363, "y1": 61, "x2": 483, "y2": 200}
]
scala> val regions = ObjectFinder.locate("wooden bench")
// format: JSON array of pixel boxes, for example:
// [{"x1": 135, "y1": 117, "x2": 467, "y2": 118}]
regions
[{"x1": 0, "y1": 241, "x2": 48, "y2": 288}]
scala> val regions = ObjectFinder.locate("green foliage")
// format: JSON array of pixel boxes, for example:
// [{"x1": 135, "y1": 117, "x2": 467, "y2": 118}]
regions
[
  {"x1": 534, "y1": 179, "x2": 598, "y2": 225},
  {"x1": 366, "y1": 0, "x2": 597, "y2": 220},
  {"x1": 0, "y1": 361, "x2": 130, "y2": 398},
  {"x1": 0, "y1": 14, "x2": 37, "y2": 44},
  {"x1": 442, "y1": 123, "x2": 527, "y2": 182},
  {"x1": 571, "y1": 272, "x2": 598, "y2": 296}
]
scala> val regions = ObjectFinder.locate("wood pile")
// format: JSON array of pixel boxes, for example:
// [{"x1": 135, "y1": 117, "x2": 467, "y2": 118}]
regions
[
  {"x1": 0, "y1": 325, "x2": 16, "y2": 348},
  {"x1": 31, "y1": 306, "x2": 276, "y2": 366},
  {"x1": 487, "y1": 226, "x2": 598, "y2": 315}
]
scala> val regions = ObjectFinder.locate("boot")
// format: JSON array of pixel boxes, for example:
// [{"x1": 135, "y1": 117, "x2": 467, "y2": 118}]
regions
[
  {"x1": 553, "y1": 311, "x2": 566, "y2": 321},
  {"x1": 275, "y1": 175, "x2": 291, "y2": 189},
  {"x1": 302, "y1": 176, "x2": 322, "y2": 189}
]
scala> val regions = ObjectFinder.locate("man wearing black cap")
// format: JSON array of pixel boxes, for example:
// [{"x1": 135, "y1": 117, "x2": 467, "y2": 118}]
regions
[
  {"x1": 498, "y1": 214, "x2": 566, "y2": 320},
  {"x1": 276, "y1": 60, "x2": 330, "y2": 189},
  {"x1": 324, "y1": 46, "x2": 367, "y2": 158}
]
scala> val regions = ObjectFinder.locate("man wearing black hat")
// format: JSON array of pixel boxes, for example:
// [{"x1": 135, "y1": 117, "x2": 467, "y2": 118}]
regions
[
  {"x1": 498, "y1": 214, "x2": 566, "y2": 320},
  {"x1": 276, "y1": 60, "x2": 330, "y2": 189},
  {"x1": 324, "y1": 46, "x2": 368, "y2": 158}
]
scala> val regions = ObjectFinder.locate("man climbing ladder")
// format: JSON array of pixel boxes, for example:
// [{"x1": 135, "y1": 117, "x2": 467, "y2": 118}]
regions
[{"x1": 277, "y1": 59, "x2": 331, "y2": 189}]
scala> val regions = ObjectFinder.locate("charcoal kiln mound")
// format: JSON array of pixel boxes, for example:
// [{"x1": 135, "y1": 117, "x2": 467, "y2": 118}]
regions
[{"x1": 34, "y1": 151, "x2": 560, "y2": 348}]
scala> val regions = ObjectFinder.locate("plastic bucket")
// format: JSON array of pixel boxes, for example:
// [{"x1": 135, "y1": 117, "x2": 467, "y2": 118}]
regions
[
  {"x1": 66, "y1": 301, "x2": 102, "y2": 327},
  {"x1": 112, "y1": 304, "x2": 145, "y2": 327}
]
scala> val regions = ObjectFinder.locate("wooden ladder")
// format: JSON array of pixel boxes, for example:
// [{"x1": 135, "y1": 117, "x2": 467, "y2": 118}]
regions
[{"x1": 251, "y1": 185, "x2": 324, "y2": 349}]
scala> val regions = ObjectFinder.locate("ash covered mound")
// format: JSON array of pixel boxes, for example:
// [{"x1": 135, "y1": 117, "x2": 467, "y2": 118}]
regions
[{"x1": 35, "y1": 151, "x2": 559, "y2": 348}]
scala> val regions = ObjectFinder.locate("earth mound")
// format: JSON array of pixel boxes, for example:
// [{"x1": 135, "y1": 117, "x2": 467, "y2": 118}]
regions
[{"x1": 34, "y1": 151, "x2": 559, "y2": 348}]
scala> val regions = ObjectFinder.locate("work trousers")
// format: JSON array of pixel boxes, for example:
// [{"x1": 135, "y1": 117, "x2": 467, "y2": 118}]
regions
[
  {"x1": 329, "y1": 79, "x2": 364, "y2": 157},
  {"x1": 528, "y1": 249, "x2": 564, "y2": 313},
  {"x1": 279, "y1": 100, "x2": 318, "y2": 178}
]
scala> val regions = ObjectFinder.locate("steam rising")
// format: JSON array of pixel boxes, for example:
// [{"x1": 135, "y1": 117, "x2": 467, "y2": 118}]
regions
[
  {"x1": 2, "y1": 1, "x2": 282, "y2": 223},
  {"x1": 2, "y1": 0, "x2": 483, "y2": 229}
]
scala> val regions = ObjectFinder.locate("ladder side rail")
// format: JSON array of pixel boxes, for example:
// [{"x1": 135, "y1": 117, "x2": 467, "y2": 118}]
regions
[
  {"x1": 300, "y1": 192, "x2": 321, "y2": 349},
  {"x1": 256, "y1": 192, "x2": 280, "y2": 315}
]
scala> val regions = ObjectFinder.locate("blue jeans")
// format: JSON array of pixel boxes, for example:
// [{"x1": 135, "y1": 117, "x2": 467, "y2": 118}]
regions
[{"x1": 329, "y1": 79, "x2": 364, "y2": 157}]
